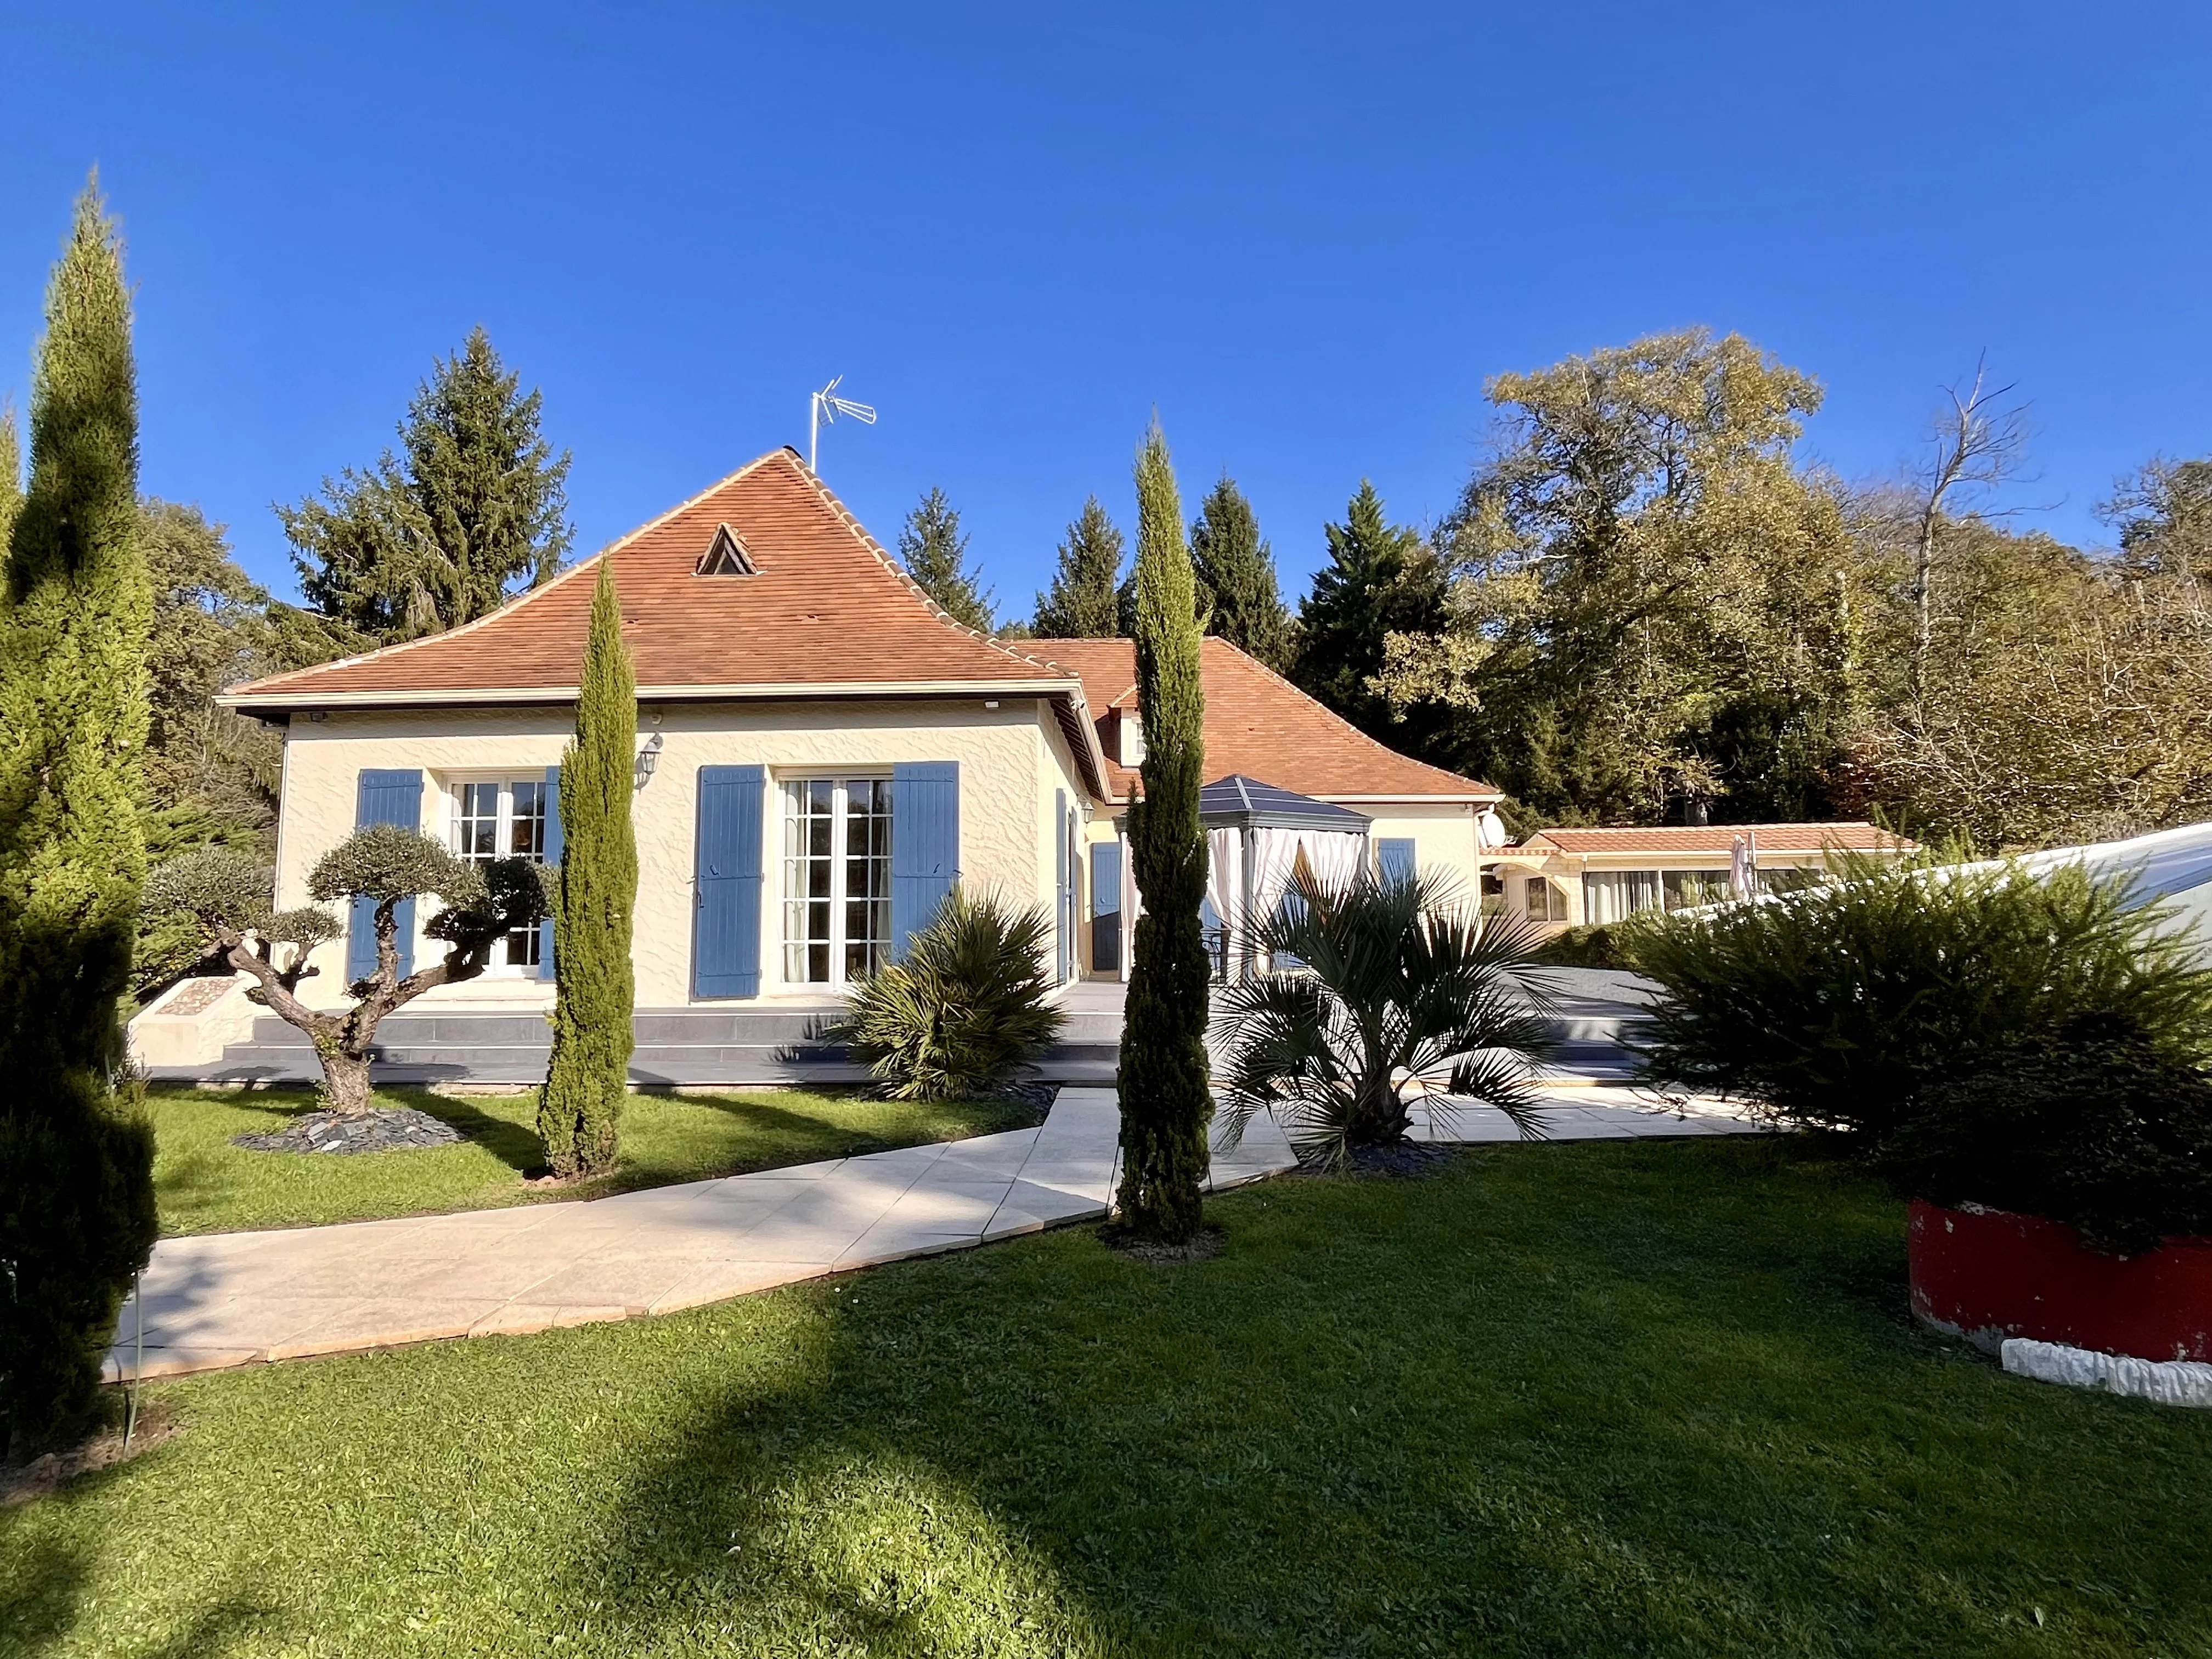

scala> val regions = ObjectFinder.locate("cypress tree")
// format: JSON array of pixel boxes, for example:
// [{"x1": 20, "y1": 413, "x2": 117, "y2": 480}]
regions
[
  {"x1": 1190, "y1": 473, "x2": 1293, "y2": 669},
  {"x1": 898, "y1": 487, "x2": 995, "y2": 632},
  {"x1": 0, "y1": 181, "x2": 159, "y2": 1457},
  {"x1": 1292, "y1": 479, "x2": 1448, "y2": 737},
  {"x1": 537, "y1": 563, "x2": 638, "y2": 1179},
  {"x1": 1032, "y1": 496, "x2": 1125, "y2": 636},
  {"x1": 1114, "y1": 421, "x2": 1212, "y2": 1244},
  {"x1": 0, "y1": 406, "x2": 20, "y2": 559}
]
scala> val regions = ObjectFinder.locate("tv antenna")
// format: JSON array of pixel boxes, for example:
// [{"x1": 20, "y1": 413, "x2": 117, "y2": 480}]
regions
[{"x1": 808, "y1": 376, "x2": 877, "y2": 472}]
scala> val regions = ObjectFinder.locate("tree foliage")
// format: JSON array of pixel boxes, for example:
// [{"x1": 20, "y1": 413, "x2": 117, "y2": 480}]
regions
[
  {"x1": 898, "y1": 486, "x2": 994, "y2": 633},
  {"x1": 1190, "y1": 474, "x2": 1292, "y2": 669},
  {"x1": 1381, "y1": 330, "x2": 1863, "y2": 825},
  {"x1": 0, "y1": 180, "x2": 158, "y2": 1457},
  {"x1": 538, "y1": 565, "x2": 638, "y2": 1179},
  {"x1": 1848, "y1": 515, "x2": 2212, "y2": 849},
  {"x1": 830, "y1": 888, "x2": 1065, "y2": 1100},
  {"x1": 1294, "y1": 480, "x2": 1449, "y2": 748},
  {"x1": 0, "y1": 404, "x2": 19, "y2": 558},
  {"x1": 1215, "y1": 871, "x2": 1555, "y2": 1165},
  {"x1": 279, "y1": 326, "x2": 571, "y2": 643},
  {"x1": 1626, "y1": 856, "x2": 2212, "y2": 1144},
  {"x1": 1114, "y1": 421, "x2": 1212, "y2": 1244},
  {"x1": 1031, "y1": 495, "x2": 1125, "y2": 637},
  {"x1": 151, "y1": 826, "x2": 544, "y2": 1116}
]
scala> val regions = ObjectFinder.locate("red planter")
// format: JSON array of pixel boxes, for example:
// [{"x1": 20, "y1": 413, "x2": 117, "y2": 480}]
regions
[{"x1": 1908, "y1": 1200, "x2": 2212, "y2": 1362}]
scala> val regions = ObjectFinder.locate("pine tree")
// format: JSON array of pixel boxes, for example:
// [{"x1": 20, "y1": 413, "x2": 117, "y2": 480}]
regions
[
  {"x1": 537, "y1": 563, "x2": 639, "y2": 1179},
  {"x1": 1114, "y1": 421, "x2": 1211, "y2": 1244},
  {"x1": 0, "y1": 181, "x2": 158, "y2": 1456},
  {"x1": 1293, "y1": 480, "x2": 1447, "y2": 736},
  {"x1": 280, "y1": 326, "x2": 572, "y2": 642},
  {"x1": 898, "y1": 487, "x2": 995, "y2": 632},
  {"x1": 1032, "y1": 496, "x2": 1126, "y2": 636},
  {"x1": 1190, "y1": 473, "x2": 1293, "y2": 669}
]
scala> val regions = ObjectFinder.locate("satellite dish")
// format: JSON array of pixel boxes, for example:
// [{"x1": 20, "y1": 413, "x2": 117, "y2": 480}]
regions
[{"x1": 808, "y1": 376, "x2": 878, "y2": 472}]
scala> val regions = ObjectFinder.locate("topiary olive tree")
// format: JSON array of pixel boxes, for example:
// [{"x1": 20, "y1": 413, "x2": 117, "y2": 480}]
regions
[{"x1": 146, "y1": 826, "x2": 544, "y2": 1115}]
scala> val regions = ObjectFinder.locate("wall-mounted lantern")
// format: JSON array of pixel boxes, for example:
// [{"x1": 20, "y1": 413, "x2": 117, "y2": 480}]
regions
[{"x1": 635, "y1": 731, "x2": 664, "y2": 789}]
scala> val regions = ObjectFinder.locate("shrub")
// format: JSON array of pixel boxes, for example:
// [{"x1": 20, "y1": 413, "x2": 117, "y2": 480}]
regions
[
  {"x1": 1881, "y1": 1013, "x2": 2212, "y2": 1254},
  {"x1": 829, "y1": 889, "x2": 1065, "y2": 1101},
  {"x1": 1623, "y1": 854, "x2": 2212, "y2": 1145},
  {"x1": 1536, "y1": 923, "x2": 1626, "y2": 968},
  {"x1": 1215, "y1": 871, "x2": 1557, "y2": 1165},
  {"x1": 146, "y1": 831, "x2": 543, "y2": 1114}
]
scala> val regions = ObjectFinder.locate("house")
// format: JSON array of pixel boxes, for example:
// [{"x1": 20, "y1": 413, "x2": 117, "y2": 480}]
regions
[
  {"x1": 142, "y1": 449, "x2": 1506, "y2": 1082},
  {"x1": 1031, "y1": 637, "x2": 1509, "y2": 977},
  {"x1": 1493, "y1": 822, "x2": 1914, "y2": 931}
]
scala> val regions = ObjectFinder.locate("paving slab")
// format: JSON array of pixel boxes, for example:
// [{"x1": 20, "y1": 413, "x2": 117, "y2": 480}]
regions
[{"x1": 107, "y1": 1079, "x2": 1756, "y2": 1381}]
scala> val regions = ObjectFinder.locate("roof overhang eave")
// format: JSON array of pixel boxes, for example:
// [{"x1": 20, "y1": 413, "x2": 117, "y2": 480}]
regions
[{"x1": 220, "y1": 676, "x2": 1090, "y2": 718}]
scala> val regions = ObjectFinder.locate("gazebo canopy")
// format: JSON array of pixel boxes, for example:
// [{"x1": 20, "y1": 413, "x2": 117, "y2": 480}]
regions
[{"x1": 1198, "y1": 774, "x2": 1370, "y2": 834}]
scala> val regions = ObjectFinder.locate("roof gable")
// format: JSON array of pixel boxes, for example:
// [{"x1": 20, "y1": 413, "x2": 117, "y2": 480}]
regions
[
  {"x1": 1027, "y1": 636, "x2": 1498, "y2": 801},
  {"x1": 227, "y1": 450, "x2": 1074, "y2": 707}
]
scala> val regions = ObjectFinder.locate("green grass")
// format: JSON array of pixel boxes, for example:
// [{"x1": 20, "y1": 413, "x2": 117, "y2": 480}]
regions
[
  {"x1": 147, "y1": 1084, "x2": 1037, "y2": 1236},
  {"x1": 9, "y1": 1138, "x2": 2211, "y2": 1657}
]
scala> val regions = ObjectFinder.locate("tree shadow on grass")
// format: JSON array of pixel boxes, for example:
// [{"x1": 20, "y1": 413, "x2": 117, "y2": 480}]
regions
[
  {"x1": 3, "y1": 1489, "x2": 274, "y2": 1658},
  {"x1": 556, "y1": 1149, "x2": 2212, "y2": 1657},
  {"x1": 389, "y1": 1088, "x2": 546, "y2": 1174}
]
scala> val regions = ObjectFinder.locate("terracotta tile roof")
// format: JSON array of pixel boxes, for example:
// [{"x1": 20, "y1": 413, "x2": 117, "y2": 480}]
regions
[
  {"x1": 225, "y1": 450, "x2": 1076, "y2": 706},
  {"x1": 1522, "y1": 822, "x2": 1914, "y2": 856},
  {"x1": 1023, "y1": 637, "x2": 1500, "y2": 802}
]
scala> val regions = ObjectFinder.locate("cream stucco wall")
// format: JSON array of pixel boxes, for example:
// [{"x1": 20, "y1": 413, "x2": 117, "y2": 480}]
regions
[{"x1": 274, "y1": 697, "x2": 1091, "y2": 1009}]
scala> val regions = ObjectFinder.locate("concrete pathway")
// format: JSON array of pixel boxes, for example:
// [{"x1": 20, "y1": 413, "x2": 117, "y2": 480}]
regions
[{"x1": 107, "y1": 1082, "x2": 1760, "y2": 1383}]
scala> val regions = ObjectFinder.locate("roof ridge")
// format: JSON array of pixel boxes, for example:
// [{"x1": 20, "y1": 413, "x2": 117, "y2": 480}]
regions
[{"x1": 230, "y1": 450, "x2": 787, "y2": 697}]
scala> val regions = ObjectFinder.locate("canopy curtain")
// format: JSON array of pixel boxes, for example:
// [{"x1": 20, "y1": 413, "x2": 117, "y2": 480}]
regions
[
  {"x1": 1205, "y1": 827, "x2": 1244, "y2": 977},
  {"x1": 1583, "y1": 869, "x2": 1663, "y2": 926}
]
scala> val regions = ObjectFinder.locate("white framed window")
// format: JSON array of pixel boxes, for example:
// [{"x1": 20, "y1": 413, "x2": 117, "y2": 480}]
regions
[
  {"x1": 1523, "y1": 878, "x2": 1567, "y2": 923},
  {"x1": 450, "y1": 777, "x2": 546, "y2": 971},
  {"x1": 781, "y1": 777, "x2": 893, "y2": 984}
]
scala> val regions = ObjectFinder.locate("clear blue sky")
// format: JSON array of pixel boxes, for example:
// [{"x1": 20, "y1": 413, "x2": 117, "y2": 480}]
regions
[{"x1": 4, "y1": 2, "x2": 2208, "y2": 613}]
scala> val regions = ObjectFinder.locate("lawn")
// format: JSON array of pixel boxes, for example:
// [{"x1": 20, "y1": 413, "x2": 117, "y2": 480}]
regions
[
  {"x1": 8, "y1": 1137, "x2": 2210, "y2": 1657},
  {"x1": 147, "y1": 1085, "x2": 1038, "y2": 1236}
]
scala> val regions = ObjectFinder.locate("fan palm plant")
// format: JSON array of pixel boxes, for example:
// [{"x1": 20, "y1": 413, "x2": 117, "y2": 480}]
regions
[
  {"x1": 1216, "y1": 870, "x2": 1558, "y2": 1164},
  {"x1": 829, "y1": 888, "x2": 1066, "y2": 1101}
]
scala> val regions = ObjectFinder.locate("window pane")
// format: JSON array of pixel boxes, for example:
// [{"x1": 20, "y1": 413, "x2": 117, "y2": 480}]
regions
[
  {"x1": 509, "y1": 782, "x2": 545, "y2": 859},
  {"x1": 456, "y1": 782, "x2": 500, "y2": 861}
]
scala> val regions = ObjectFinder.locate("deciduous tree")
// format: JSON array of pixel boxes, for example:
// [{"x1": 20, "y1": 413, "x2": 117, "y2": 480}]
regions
[
  {"x1": 538, "y1": 565, "x2": 639, "y2": 1178},
  {"x1": 1383, "y1": 330, "x2": 1866, "y2": 825},
  {"x1": 0, "y1": 181, "x2": 158, "y2": 1456},
  {"x1": 1114, "y1": 421, "x2": 1212, "y2": 1245}
]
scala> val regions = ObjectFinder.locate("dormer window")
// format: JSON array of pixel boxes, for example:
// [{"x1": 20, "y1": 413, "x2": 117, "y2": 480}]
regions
[
  {"x1": 696, "y1": 522, "x2": 758, "y2": 576},
  {"x1": 1115, "y1": 709, "x2": 1146, "y2": 766}
]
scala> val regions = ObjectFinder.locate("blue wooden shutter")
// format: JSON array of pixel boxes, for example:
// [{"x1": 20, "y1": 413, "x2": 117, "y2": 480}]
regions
[
  {"x1": 1054, "y1": 789, "x2": 1070, "y2": 982},
  {"x1": 693, "y1": 765, "x2": 765, "y2": 998},
  {"x1": 1089, "y1": 840, "x2": 1121, "y2": 974},
  {"x1": 347, "y1": 769, "x2": 423, "y2": 983},
  {"x1": 891, "y1": 761, "x2": 960, "y2": 960},
  {"x1": 537, "y1": 764, "x2": 563, "y2": 980},
  {"x1": 1378, "y1": 837, "x2": 1417, "y2": 886}
]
